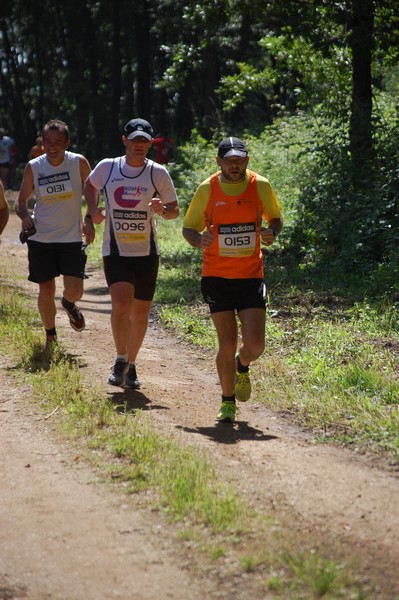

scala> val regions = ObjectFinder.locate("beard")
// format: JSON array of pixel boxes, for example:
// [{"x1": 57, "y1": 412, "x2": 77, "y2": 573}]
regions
[{"x1": 220, "y1": 165, "x2": 246, "y2": 182}]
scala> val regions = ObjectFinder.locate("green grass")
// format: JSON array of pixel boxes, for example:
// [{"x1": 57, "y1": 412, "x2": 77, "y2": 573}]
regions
[
  {"x1": 259, "y1": 313, "x2": 399, "y2": 458},
  {"x1": 152, "y1": 193, "x2": 399, "y2": 462},
  {"x1": 0, "y1": 265, "x2": 372, "y2": 599},
  {"x1": 158, "y1": 288, "x2": 399, "y2": 462},
  {"x1": 79, "y1": 162, "x2": 399, "y2": 495},
  {"x1": 2, "y1": 117, "x2": 395, "y2": 594},
  {"x1": 152, "y1": 211, "x2": 399, "y2": 463}
]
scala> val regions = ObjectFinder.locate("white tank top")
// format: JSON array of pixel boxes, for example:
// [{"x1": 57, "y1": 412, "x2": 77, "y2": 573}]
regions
[
  {"x1": 89, "y1": 157, "x2": 177, "y2": 257},
  {"x1": 29, "y1": 152, "x2": 84, "y2": 243}
]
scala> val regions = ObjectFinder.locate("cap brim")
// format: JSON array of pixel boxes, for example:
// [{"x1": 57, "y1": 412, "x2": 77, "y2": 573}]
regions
[
  {"x1": 127, "y1": 131, "x2": 153, "y2": 141},
  {"x1": 222, "y1": 149, "x2": 247, "y2": 159}
]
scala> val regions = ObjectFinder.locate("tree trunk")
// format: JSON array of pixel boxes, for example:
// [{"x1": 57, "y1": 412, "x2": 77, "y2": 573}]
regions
[
  {"x1": 109, "y1": 2, "x2": 122, "y2": 155},
  {"x1": 349, "y1": 0, "x2": 374, "y2": 176},
  {"x1": 135, "y1": 0, "x2": 152, "y2": 120}
]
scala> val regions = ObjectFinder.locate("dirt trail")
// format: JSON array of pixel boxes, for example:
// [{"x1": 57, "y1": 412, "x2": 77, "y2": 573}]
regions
[{"x1": 1, "y1": 206, "x2": 398, "y2": 599}]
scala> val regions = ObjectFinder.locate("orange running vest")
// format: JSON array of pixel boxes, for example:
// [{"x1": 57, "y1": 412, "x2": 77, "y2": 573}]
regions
[{"x1": 202, "y1": 170, "x2": 265, "y2": 279}]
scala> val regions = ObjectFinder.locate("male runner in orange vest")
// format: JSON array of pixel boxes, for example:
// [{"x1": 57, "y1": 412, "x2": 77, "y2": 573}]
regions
[{"x1": 183, "y1": 137, "x2": 283, "y2": 422}]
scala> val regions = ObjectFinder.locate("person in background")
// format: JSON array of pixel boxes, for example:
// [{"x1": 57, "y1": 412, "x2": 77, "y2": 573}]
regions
[
  {"x1": 182, "y1": 136, "x2": 283, "y2": 423},
  {"x1": 0, "y1": 128, "x2": 18, "y2": 189},
  {"x1": 84, "y1": 118, "x2": 179, "y2": 389},
  {"x1": 0, "y1": 180, "x2": 9, "y2": 235},
  {"x1": 15, "y1": 119, "x2": 94, "y2": 346},
  {"x1": 28, "y1": 136, "x2": 45, "y2": 160},
  {"x1": 152, "y1": 132, "x2": 174, "y2": 165}
]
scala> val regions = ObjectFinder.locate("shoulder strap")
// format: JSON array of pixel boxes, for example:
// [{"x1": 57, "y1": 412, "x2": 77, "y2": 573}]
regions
[
  {"x1": 103, "y1": 158, "x2": 115, "y2": 189},
  {"x1": 149, "y1": 160, "x2": 159, "y2": 196}
]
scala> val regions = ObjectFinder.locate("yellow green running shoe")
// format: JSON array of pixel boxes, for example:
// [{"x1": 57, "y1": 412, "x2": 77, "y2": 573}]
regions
[
  {"x1": 235, "y1": 370, "x2": 251, "y2": 402},
  {"x1": 216, "y1": 401, "x2": 236, "y2": 423}
]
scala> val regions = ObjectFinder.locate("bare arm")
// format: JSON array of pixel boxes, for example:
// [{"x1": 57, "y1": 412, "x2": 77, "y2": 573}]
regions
[
  {"x1": 182, "y1": 226, "x2": 214, "y2": 249},
  {"x1": 0, "y1": 182, "x2": 9, "y2": 234},
  {"x1": 260, "y1": 217, "x2": 283, "y2": 246},
  {"x1": 83, "y1": 178, "x2": 104, "y2": 225},
  {"x1": 148, "y1": 198, "x2": 179, "y2": 220},
  {"x1": 79, "y1": 155, "x2": 92, "y2": 183},
  {"x1": 15, "y1": 164, "x2": 35, "y2": 230},
  {"x1": 79, "y1": 156, "x2": 96, "y2": 244}
]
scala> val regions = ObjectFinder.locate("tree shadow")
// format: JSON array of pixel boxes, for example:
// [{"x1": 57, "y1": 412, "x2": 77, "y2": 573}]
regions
[
  {"x1": 179, "y1": 420, "x2": 278, "y2": 445},
  {"x1": 78, "y1": 289, "x2": 111, "y2": 316}
]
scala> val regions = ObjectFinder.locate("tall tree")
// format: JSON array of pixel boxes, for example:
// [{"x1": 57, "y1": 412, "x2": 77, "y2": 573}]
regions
[
  {"x1": 0, "y1": 0, "x2": 397, "y2": 162},
  {"x1": 349, "y1": 0, "x2": 374, "y2": 174}
]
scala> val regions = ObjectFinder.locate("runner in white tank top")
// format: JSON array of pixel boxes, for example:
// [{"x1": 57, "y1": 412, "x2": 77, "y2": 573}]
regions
[
  {"x1": 15, "y1": 119, "x2": 94, "y2": 345},
  {"x1": 84, "y1": 118, "x2": 179, "y2": 389}
]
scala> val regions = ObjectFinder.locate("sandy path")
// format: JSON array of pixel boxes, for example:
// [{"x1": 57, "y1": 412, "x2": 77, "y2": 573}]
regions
[{"x1": 1, "y1": 208, "x2": 398, "y2": 599}]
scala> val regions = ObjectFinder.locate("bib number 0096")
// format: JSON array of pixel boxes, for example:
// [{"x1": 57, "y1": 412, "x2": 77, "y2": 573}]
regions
[{"x1": 114, "y1": 221, "x2": 145, "y2": 231}]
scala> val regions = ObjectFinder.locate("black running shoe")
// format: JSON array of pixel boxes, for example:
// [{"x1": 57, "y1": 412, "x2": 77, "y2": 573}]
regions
[
  {"x1": 108, "y1": 360, "x2": 128, "y2": 386},
  {"x1": 61, "y1": 297, "x2": 85, "y2": 332},
  {"x1": 123, "y1": 364, "x2": 141, "y2": 389}
]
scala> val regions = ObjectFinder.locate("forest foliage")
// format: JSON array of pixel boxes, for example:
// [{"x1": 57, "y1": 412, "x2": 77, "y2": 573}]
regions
[{"x1": 1, "y1": 0, "x2": 399, "y2": 293}]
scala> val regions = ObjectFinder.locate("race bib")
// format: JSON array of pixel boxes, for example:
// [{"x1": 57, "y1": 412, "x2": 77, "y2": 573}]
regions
[
  {"x1": 38, "y1": 172, "x2": 74, "y2": 204},
  {"x1": 112, "y1": 208, "x2": 148, "y2": 243},
  {"x1": 217, "y1": 222, "x2": 256, "y2": 257}
]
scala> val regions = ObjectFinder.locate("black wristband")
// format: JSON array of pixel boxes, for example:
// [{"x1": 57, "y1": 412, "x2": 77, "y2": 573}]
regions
[
  {"x1": 84, "y1": 214, "x2": 92, "y2": 220},
  {"x1": 270, "y1": 228, "x2": 278, "y2": 238}
]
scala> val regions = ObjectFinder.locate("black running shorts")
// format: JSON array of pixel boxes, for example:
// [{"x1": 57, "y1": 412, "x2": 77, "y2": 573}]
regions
[
  {"x1": 201, "y1": 277, "x2": 266, "y2": 314},
  {"x1": 27, "y1": 240, "x2": 87, "y2": 283},
  {"x1": 103, "y1": 254, "x2": 160, "y2": 301}
]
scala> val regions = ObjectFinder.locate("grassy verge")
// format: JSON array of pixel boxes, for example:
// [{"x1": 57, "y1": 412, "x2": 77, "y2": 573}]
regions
[
  {"x1": 0, "y1": 266, "x2": 371, "y2": 599},
  {"x1": 155, "y1": 215, "x2": 399, "y2": 466},
  {"x1": 159, "y1": 294, "x2": 399, "y2": 464}
]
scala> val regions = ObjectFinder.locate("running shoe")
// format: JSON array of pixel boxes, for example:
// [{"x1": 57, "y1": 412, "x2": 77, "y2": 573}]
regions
[
  {"x1": 108, "y1": 359, "x2": 128, "y2": 386},
  {"x1": 61, "y1": 297, "x2": 85, "y2": 332},
  {"x1": 216, "y1": 401, "x2": 236, "y2": 423},
  {"x1": 235, "y1": 370, "x2": 251, "y2": 402},
  {"x1": 123, "y1": 364, "x2": 141, "y2": 389}
]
